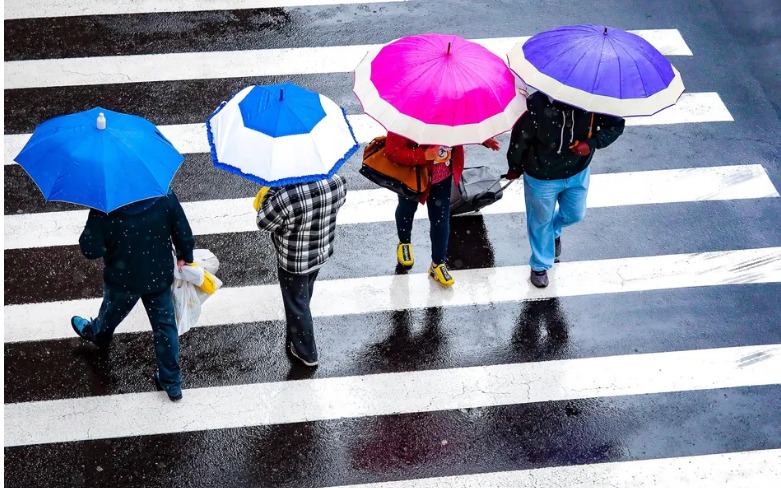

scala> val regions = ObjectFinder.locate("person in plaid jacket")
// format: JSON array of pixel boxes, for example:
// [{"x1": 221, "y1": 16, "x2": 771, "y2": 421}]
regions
[{"x1": 255, "y1": 173, "x2": 347, "y2": 367}]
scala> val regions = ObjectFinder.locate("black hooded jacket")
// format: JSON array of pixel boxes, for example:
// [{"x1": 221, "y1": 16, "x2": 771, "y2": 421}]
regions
[
  {"x1": 507, "y1": 91, "x2": 625, "y2": 180},
  {"x1": 79, "y1": 191, "x2": 195, "y2": 294}
]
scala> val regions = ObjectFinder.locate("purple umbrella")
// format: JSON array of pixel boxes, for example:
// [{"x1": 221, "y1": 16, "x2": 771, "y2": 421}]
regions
[{"x1": 507, "y1": 25, "x2": 684, "y2": 116}]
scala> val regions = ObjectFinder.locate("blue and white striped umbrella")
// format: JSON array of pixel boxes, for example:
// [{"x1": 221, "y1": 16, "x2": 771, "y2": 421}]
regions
[{"x1": 206, "y1": 83, "x2": 359, "y2": 186}]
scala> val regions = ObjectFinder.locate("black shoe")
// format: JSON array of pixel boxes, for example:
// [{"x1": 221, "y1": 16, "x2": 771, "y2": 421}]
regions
[
  {"x1": 288, "y1": 342, "x2": 318, "y2": 367},
  {"x1": 554, "y1": 237, "x2": 561, "y2": 263},
  {"x1": 530, "y1": 270, "x2": 549, "y2": 288},
  {"x1": 154, "y1": 372, "x2": 183, "y2": 402}
]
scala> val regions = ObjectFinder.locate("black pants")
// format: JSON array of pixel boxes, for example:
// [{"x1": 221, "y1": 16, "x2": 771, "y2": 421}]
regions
[{"x1": 278, "y1": 266, "x2": 320, "y2": 360}]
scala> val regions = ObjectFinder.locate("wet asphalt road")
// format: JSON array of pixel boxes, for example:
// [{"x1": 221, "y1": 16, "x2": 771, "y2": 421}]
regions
[{"x1": 4, "y1": 0, "x2": 781, "y2": 487}]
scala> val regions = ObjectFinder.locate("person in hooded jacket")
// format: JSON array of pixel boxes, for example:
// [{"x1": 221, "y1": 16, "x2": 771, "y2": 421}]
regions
[
  {"x1": 506, "y1": 91, "x2": 625, "y2": 288},
  {"x1": 71, "y1": 191, "x2": 195, "y2": 401},
  {"x1": 385, "y1": 132, "x2": 500, "y2": 287}
]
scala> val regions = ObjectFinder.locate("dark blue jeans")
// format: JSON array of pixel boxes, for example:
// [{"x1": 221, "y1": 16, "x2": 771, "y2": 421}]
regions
[
  {"x1": 278, "y1": 266, "x2": 320, "y2": 361},
  {"x1": 90, "y1": 285, "x2": 181, "y2": 391},
  {"x1": 395, "y1": 175, "x2": 452, "y2": 265}
]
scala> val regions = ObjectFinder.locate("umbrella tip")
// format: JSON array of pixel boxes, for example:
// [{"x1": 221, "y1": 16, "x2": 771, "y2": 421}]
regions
[
  {"x1": 97, "y1": 112, "x2": 106, "y2": 130},
  {"x1": 603, "y1": 27, "x2": 608, "y2": 35},
  {"x1": 447, "y1": 42, "x2": 451, "y2": 54},
  {"x1": 280, "y1": 89, "x2": 283, "y2": 101}
]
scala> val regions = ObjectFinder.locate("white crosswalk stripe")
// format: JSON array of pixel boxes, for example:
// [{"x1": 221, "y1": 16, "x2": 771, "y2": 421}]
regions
[
  {"x1": 4, "y1": 93, "x2": 733, "y2": 166},
  {"x1": 5, "y1": 0, "x2": 410, "y2": 20},
  {"x1": 325, "y1": 450, "x2": 781, "y2": 488},
  {"x1": 4, "y1": 30, "x2": 691, "y2": 89},
  {"x1": 5, "y1": 345, "x2": 780, "y2": 446},
  {"x1": 4, "y1": 164, "x2": 777, "y2": 249},
  {"x1": 4, "y1": 2, "x2": 780, "y2": 486},
  {"x1": 6, "y1": 247, "x2": 781, "y2": 343}
]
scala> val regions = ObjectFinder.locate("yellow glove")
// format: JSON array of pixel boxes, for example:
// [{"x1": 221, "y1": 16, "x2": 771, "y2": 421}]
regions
[{"x1": 253, "y1": 187, "x2": 271, "y2": 211}]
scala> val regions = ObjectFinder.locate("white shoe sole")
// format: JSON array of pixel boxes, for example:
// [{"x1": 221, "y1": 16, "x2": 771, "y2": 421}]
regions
[{"x1": 289, "y1": 343, "x2": 318, "y2": 367}]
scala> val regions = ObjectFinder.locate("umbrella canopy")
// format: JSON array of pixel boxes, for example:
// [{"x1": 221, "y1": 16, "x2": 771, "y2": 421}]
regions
[
  {"x1": 206, "y1": 82, "x2": 359, "y2": 186},
  {"x1": 354, "y1": 33, "x2": 527, "y2": 147},
  {"x1": 15, "y1": 107, "x2": 184, "y2": 213},
  {"x1": 507, "y1": 25, "x2": 685, "y2": 116}
]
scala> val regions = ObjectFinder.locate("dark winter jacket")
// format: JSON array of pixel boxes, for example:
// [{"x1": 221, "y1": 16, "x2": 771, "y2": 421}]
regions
[
  {"x1": 507, "y1": 91, "x2": 625, "y2": 180},
  {"x1": 79, "y1": 192, "x2": 195, "y2": 294}
]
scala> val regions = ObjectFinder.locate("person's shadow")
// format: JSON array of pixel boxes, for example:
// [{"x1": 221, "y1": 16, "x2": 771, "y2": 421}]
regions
[
  {"x1": 493, "y1": 298, "x2": 626, "y2": 467},
  {"x1": 447, "y1": 214, "x2": 495, "y2": 270},
  {"x1": 350, "y1": 309, "x2": 450, "y2": 474},
  {"x1": 510, "y1": 298, "x2": 570, "y2": 362},
  {"x1": 362, "y1": 307, "x2": 446, "y2": 373}
]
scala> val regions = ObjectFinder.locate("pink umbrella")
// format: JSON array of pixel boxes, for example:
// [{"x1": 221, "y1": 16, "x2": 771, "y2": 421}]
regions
[{"x1": 353, "y1": 33, "x2": 527, "y2": 147}]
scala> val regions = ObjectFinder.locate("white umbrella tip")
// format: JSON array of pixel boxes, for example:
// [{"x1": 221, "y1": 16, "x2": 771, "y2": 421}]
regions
[{"x1": 97, "y1": 112, "x2": 106, "y2": 130}]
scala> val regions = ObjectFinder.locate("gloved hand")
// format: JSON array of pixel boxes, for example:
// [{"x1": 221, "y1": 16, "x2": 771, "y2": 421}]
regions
[
  {"x1": 253, "y1": 186, "x2": 271, "y2": 211},
  {"x1": 503, "y1": 169, "x2": 522, "y2": 180},
  {"x1": 424, "y1": 146, "x2": 439, "y2": 160},
  {"x1": 481, "y1": 138, "x2": 500, "y2": 151},
  {"x1": 569, "y1": 140, "x2": 591, "y2": 156}
]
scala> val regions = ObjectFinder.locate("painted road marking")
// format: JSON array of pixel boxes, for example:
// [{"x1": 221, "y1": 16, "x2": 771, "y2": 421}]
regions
[
  {"x1": 5, "y1": 344, "x2": 779, "y2": 446},
  {"x1": 4, "y1": 31, "x2": 692, "y2": 89},
  {"x1": 5, "y1": 247, "x2": 781, "y2": 343},
  {"x1": 326, "y1": 449, "x2": 781, "y2": 488},
  {"x1": 3, "y1": 93, "x2": 733, "y2": 166},
  {"x1": 5, "y1": 0, "x2": 410, "y2": 19},
  {"x1": 5, "y1": 164, "x2": 776, "y2": 250}
]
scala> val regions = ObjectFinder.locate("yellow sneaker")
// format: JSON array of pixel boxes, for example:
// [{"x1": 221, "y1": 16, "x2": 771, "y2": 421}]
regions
[
  {"x1": 397, "y1": 243, "x2": 414, "y2": 267},
  {"x1": 429, "y1": 263, "x2": 455, "y2": 287}
]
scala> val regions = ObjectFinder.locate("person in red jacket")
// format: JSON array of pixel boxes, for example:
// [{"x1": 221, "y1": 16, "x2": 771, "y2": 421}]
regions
[{"x1": 385, "y1": 132, "x2": 499, "y2": 287}]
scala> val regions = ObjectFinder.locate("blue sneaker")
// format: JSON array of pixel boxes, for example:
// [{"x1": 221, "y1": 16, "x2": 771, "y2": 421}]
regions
[
  {"x1": 154, "y1": 372, "x2": 183, "y2": 402},
  {"x1": 71, "y1": 316, "x2": 93, "y2": 338},
  {"x1": 71, "y1": 316, "x2": 110, "y2": 349}
]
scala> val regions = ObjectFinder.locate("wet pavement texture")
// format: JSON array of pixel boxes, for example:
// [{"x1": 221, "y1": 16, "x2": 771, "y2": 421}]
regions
[{"x1": 4, "y1": 0, "x2": 781, "y2": 487}]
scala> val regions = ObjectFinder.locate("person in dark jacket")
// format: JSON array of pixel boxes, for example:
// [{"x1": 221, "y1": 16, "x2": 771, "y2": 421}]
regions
[
  {"x1": 255, "y1": 173, "x2": 347, "y2": 367},
  {"x1": 71, "y1": 191, "x2": 195, "y2": 401},
  {"x1": 385, "y1": 132, "x2": 500, "y2": 287},
  {"x1": 506, "y1": 91, "x2": 625, "y2": 288}
]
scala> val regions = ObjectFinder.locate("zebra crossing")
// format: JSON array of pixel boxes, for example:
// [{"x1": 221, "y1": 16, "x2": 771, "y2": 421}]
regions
[{"x1": 4, "y1": 0, "x2": 781, "y2": 486}]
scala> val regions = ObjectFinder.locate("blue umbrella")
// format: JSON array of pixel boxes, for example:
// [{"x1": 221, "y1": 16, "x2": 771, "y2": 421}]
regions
[
  {"x1": 207, "y1": 83, "x2": 359, "y2": 186},
  {"x1": 507, "y1": 25, "x2": 685, "y2": 116},
  {"x1": 15, "y1": 107, "x2": 184, "y2": 213}
]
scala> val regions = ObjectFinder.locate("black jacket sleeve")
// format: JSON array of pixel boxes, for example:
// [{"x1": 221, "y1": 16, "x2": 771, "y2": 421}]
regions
[
  {"x1": 78, "y1": 210, "x2": 107, "y2": 260},
  {"x1": 587, "y1": 115, "x2": 625, "y2": 151},
  {"x1": 506, "y1": 110, "x2": 535, "y2": 174},
  {"x1": 167, "y1": 192, "x2": 195, "y2": 263}
]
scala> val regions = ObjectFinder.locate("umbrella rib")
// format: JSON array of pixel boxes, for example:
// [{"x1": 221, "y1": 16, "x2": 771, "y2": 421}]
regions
[
  {"x1": 610, "y1": 38, "x2": 648, "y2": 98},
  {"x1": 454, "y1": 60, "x2": 504, "y2": 119},
  {"x1": 590, "y1": 36, "x2": 609, "y2": 95},
  {"x1": 389, "y1": 58, "x2": 449, "y2": 120},
  {"x1": 631, "y1": 40, "x2": 673, "y2": 92},
  {"x1": 111, "y1": 135, "x2": 176, "y2": 206}
]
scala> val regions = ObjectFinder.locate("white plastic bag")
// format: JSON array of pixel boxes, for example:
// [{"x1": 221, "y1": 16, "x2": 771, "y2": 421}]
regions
[
  {"x1": 171, "y1": 249, "x2": 223, "y2": 335},
  {"x1": 193, "y1": 249, "x2": 220, "y2": 274},
  {"x1": 172, "y1": 278, "x2": 201, "y2": 335}
]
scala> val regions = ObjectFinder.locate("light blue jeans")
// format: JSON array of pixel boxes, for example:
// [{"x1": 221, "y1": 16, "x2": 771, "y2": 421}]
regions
[{"x1": 523, "y1": 167, "x2": 590, "y2": 271}]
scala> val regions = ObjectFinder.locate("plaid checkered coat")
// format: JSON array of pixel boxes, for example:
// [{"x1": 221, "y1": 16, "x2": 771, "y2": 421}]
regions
[{"x1": 256, "y1": 174, "x2": 347, "y2": 274}]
